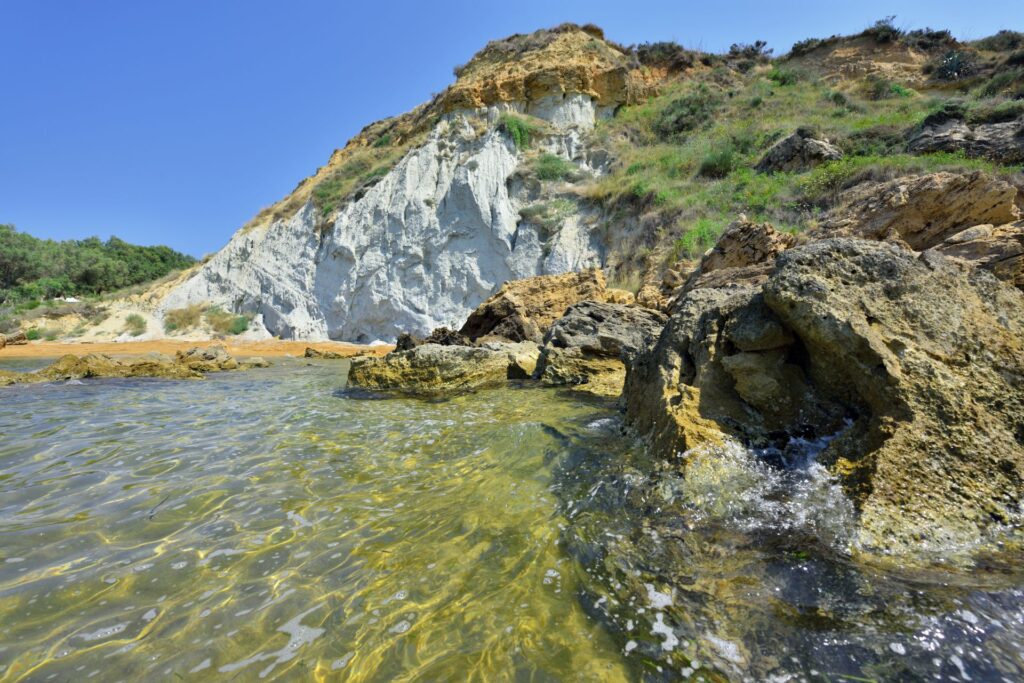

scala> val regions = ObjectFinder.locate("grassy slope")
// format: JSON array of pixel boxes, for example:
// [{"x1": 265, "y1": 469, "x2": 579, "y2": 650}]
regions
[{"x1": 580, "y1": 56, "x2": 1022, "y2": 287}]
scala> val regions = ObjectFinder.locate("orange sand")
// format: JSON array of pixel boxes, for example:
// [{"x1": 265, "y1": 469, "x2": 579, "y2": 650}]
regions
[{"x1": 0, "y1": 339, "x2": 392, "y2": 359}]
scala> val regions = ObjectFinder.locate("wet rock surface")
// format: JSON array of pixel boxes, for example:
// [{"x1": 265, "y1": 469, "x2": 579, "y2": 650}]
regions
[
  {"x1": 346, "y1": 342, "x2": 540, "y2": 396},
  {"x1": 535, "y1": 301, "x2": 667, "y2": 396},
  {"x1": 626, "y1": 238, "x2": 1024, "y2": 561}
]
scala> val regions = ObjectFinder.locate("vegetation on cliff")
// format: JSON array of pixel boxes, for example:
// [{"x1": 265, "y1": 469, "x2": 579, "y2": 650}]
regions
[{"x1": 0, "y1": 224, "x2": 194, "y2": 304}]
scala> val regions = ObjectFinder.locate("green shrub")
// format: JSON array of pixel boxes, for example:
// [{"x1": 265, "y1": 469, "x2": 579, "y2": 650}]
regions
[
  {"x1": 932, "y1": 50, "x2": 977, "y2": 81},
  {"x1": 767, "y1": 67, "x2": 801, "y2": 86},
  {"x1": 372, "y1": 133, "x2": 391, "y2": 148},
  {"x1": 973, "y1": 30, "x2": 1024, "y2": 53},
  {"x1": 974, "y1": 68, "x2": 1024, "y2": 98},
  {"x1": 204, "y1": 307, "x2": 252, "y2": 336},
  {"x1": 227, "y1": 316, "x2": 249, "y2": 335},
  {"x1": 25, "y1": 328, "x2": 40, "y2": 340},
  {"x1": 866, "y1": 77, "x2": 914, "y2": 100},
  {"x1": 163, "y1": 304, "x2": 204, "y2": 332},
  {"x1": 967, "y1": 98, "x2": 1024, "y2": 124},
  {"x1": 749, "y1": 96, "x2": 763, "y2": 108},
  {"x1": 518, "y1": 199, "x2": 576, "y2": 234},
  {"x1": 634, "y1": 42, "x2": 697, "y2": 71},
  {"x1": 498, "y1": 113, "x2": 540, "y2": 150},
  {"x1": 697, "y1": 143, "x2": 738, "y2": 179},
  {"x1": 862, "y1": 16, "x2": 903, "y2": 44},
  {"x1": 124, "y1": 314, "x2": 146, "y2": 337},
  {"x1": 533, "y1": 153, "x2": 575, "y2": 181},
  {"x1": 656, "y1": 85, "x2": 721, "y2": 137}
]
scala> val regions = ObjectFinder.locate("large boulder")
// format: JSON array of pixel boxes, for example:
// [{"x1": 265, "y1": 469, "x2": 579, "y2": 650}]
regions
[
  {"x1": 346, "y1": 342, "x2": 539, "y2": 396},
  {"x1": 0, "y1": 331, "x2": 28, "y2": 347},
  {"x1": 625, "y1": 238, "x2": 1024, "y2": 561},
  {"x1": 814, "y1": 171, "x2": 1024, "y2": 287},
  {"x1": 535, "y1": 301, "x2": 667, "y2": 397},
  {"x1": 458, "y1": 268, "x2": 608, "y2": 343},
  {"x1": 754, "y1": 128, "x2": 843, "y2": 173},
  {"x1": 907, "y1": 112, "x2": 1024, "y2": 164}
]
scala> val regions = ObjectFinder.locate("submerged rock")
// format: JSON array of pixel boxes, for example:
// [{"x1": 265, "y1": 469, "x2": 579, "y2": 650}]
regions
[
  {"x1": 626, "y1": 238, "x2": 1024, "y2": 561},
  {"x1": 459, "y1": 268, "x2": 608, "y2": 343},
  {"x1": 346, "y1": 342, "x2": 539, "y2": 396},
  {"x1": 535, "y1": 301, "x2": 666, "y2": 396},
  {"x1": 304, "y1": 347, "x2": 346, "y2": 359},
  {"x1": 0, "y1": 345, "x2": 267, "y2": 387},
  {"x1": 754, "y1": 128, "x2": 843, "y2": 173}
]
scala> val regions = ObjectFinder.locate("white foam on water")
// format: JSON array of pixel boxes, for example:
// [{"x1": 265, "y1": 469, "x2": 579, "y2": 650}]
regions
[
  {"x1": 651, "y1": 613, "x2": 678, "y2": 651},
  {"x1": 645, "y1": 584, "x2": 673, "y2": 610}
]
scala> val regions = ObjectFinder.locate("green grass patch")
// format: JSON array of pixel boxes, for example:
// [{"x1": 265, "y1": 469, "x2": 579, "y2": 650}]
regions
[
  {"x1": 164, "y1": 304, "x2": 204, "y2": 333},
  {"x1": 124, "y1": 314, "x2": 146, "y2": 337},
  {"x1": 25, "y1": 328, "x2": 40, "y2": 341},
  {"x1": 204, "y1": 307, "x2": 252, "y2": 336},
  {"x1": 533, "y1": 153, "x2": 575, "y2": 181},
  {"x1": 697, "y1": 143, "x2": 738, "y2": 179},
  {"x1": 498, "y1": 113, "x2": 542, "y2": 150}
]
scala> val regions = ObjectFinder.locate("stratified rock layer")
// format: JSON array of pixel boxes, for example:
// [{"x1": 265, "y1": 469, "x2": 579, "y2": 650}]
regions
[
  {"x1": 459, "y1": 268, "x2": 608, "y2": 343},
  {"x1": 814, "y1": 171, "x2": 1024, "y2": 288}
]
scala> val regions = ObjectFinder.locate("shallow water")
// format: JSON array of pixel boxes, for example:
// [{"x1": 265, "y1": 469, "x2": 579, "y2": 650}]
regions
[{"x1": 0, "y1": 360, "x2": 1022, "y2": 682}]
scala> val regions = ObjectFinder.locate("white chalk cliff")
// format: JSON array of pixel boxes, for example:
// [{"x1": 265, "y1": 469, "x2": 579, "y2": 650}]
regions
[{"x1": 160, "y1": 97, "x2": 609, "y2": 342}]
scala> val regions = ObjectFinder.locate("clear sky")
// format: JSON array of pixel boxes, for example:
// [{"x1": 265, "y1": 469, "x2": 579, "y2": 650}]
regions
[{"x1": 1, "y1": 1, "x2": 1019, "y2": 256}]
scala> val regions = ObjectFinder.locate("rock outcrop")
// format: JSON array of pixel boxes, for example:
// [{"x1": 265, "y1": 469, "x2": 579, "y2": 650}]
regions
[
  {"x1": 929, "y1": 221, "x2": 1024, "y2": 289},
  {"x1": 814, "y1": 171, "x2": 1024, "y2": 287},
  {"x1": 346, "y1": 342, "x2": 540, "y2": 396},
  {"x1": 0, "y1": 332, "x2": 28, "y2": 348},
  {"x1": 754, "y1": 128, "x2": 843, "y2": 173},
  {"x1": 908, "y1": 112, "x2": 1024, "y2": 164},
  {"x1": 304, "y1": 347, "x2": 346, "y2": 359},
  {"x1": 625, "y1": 238, "x2": 1024, "y2": 560},
  {"x1": 0, "y1": 345, "x2": 268, "y2": 386},
  {"x1": 535, "y1": 301, "x2": 666, "y2": 396},
  {"x1": 680, "y1": 220, "x2": 796, "y2": 295},
  {"x1": 458, "y1": 268, "x2": 608, "y2": 343}
]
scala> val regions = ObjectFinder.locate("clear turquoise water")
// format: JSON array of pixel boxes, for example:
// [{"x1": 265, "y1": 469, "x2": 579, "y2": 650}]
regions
[{"x1": 1, "y1": 359, "x2": 1022, "y2": 682}]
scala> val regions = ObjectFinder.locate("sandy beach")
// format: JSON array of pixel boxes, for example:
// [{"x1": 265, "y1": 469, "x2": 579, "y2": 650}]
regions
[{"x1": 0, "y1": 339, "x2": 391, "y2": 359}]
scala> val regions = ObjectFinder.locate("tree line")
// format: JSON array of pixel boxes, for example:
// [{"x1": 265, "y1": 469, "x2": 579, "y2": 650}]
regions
[{"x1": 0, "y1": 224, "x2": 195, "y2": 303}]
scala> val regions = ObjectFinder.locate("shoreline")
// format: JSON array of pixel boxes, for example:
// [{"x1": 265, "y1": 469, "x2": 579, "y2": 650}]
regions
[{"x1": 0, "y1": 339, "x2": 392, "y2": 359}]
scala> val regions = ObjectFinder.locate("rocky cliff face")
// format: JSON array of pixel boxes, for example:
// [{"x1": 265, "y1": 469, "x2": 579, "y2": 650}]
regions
[
  {"x1": 159, "y1": 25, "x2": 653, "y2": 342},
  {"x1": 161, "y1": 101, "x2": 608, "y2": 342}
]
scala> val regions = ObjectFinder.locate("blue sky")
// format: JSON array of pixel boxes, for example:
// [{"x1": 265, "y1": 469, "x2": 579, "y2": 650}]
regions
[{"x1": 1, "y1": 1, "x2": 1019, "y2": 256}]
